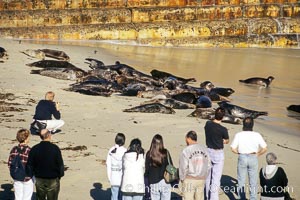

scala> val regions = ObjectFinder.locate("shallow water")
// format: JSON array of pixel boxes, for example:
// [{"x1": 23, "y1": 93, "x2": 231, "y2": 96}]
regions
[{"x1": 27, "y1": 40, "x2": 300, "y2": 136}]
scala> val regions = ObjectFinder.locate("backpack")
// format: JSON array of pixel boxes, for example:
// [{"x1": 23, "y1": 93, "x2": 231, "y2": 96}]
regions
[{"x1": 9, "y1": 147, "x2": 26, "y2": 181}]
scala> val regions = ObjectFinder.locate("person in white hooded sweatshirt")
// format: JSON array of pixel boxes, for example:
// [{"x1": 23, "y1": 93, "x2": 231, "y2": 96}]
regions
[
  {"x1": 107, "y1": 133, "x2": 127, "y2": 200},
  {"x1": 121, "y1": 138, "x2": 145, "y2": 200}
]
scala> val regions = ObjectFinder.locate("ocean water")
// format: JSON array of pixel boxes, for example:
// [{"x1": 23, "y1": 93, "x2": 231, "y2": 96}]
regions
[{"x1": 27, "y1": 40, "x2": 300, "y2": 136}]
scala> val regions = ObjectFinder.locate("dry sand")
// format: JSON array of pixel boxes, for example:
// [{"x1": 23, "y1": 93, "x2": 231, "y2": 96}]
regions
[{"x1": 0, "y1": 39, "x2": 299, "y2": 200}]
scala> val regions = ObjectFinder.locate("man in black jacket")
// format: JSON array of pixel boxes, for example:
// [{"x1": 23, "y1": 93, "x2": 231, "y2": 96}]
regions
[
  {"x1": 26, "y1": 129, "x2": 64, "y2": 200},
  {"x1": 33, "y1": 91, "x2": 64, "y2": 134}
]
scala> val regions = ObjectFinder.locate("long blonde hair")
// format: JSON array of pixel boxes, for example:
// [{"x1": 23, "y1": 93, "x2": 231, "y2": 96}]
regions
[{"x1": 45, "y1": 91, "x2": 55, "y2": 101}]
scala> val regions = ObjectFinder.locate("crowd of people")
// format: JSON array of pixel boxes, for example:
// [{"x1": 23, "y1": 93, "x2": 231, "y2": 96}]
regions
[{"x1": 7, "y1": 91, "x2": 291, "y2": 200}]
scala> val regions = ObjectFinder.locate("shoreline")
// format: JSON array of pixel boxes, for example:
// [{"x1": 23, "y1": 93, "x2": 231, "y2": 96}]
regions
[{"x1": 0, "y1": 38, "x2": 299, "y2": 200}]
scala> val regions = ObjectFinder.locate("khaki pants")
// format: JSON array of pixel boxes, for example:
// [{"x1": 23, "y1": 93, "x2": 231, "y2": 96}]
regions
[{"x1": 182, "y1": 179, "x2": 205, "y2": 200}]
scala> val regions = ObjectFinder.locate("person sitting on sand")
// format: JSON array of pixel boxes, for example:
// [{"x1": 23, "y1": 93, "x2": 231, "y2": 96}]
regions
[{"x1": 33, "y1": 91, "x2": 64, "y2": 134}]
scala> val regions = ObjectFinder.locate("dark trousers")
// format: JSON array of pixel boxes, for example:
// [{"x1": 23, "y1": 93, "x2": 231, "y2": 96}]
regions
[{"x1": 35, "y1": 177, "x2": 60, "y2": 200}]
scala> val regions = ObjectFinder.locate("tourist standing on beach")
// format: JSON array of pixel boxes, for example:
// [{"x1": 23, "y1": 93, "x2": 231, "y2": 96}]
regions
[
  {"x1": 26, "y1": 129, "x2": 64, "y2": 200},
  {"x1": 121, "y1": 138, "x2": 145, "y2": 200},
  {"x1": 145, "y1": 134, "x2": 172, "y2": 200},
  {"x1": 106, "y1": 133, "x2": 127, "y2": 200},
  {"x1": 204, "y1": 107, "x2": 229, "y2": 200},
  {"x1": 231, "y1": 117, "x2": 267, "y2": 200},
  {"x1": 8, "y1": 129, "x2": 33, "y2": 200},
  {"x1": 33, "y1": 91, "x2": 64, "y2": 134},
  {"x1": 259, "y1": 152, "x2": 289, "y2": 200},
  {"x1": 179, "y1": 131, "x2": 210, "y2": 200}
]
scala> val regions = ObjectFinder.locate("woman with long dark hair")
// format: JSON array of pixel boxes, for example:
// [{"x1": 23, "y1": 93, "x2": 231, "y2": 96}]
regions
[
  {"x1": 121, "y1": 138, "x2": 145, "y2": 200},
  {"x1": 145, "y1": 134, "x2": 172, "y2": 200}
]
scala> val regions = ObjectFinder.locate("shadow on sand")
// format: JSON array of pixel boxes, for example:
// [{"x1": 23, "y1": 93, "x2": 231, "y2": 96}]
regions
[
  {"x1": 0, "y1": 183, "x2": 37, "y2": 200},
  {"x1": 90, "y1": 182, "x2": 111, "y2": 200},
  {"x1": 220, "y1": 175, "x2": 238, "y2": 200}
]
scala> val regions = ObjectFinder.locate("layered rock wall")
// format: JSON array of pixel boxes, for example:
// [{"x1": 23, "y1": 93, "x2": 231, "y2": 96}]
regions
[{"x1": 0, "y1": 0, "x2": 299, "y2": 47}]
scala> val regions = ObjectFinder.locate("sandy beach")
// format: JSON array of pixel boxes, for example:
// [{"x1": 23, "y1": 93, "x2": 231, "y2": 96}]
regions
[{"x1": 0, "y1": 38, "x2": 299, "y2": 200}]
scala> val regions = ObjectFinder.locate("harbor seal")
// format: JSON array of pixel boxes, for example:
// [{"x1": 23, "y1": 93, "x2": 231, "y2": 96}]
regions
[
  {"x1": 239, "y1": 76, "x2": 274, "y2": 87},
  {"x1": 39, "y1": 49, "x2": 70, "y2": 61},
  {"x1": 218, "y1": 101, "x2": 268, "y2": 119},
  {"x1": 123, "y1": 103, "x2": 175, "y2": 114},
  {"x1": 150, "y1": 69, "x2": 196, "y2": 84},
  {"x1": 0, "y1": 47, "x2": 8, "y2": 60},
  {"x1": 141, "y1": 98, "x2": 196, "y2": 109},
  {"x1": 172, "y1": 92, "x2": 197, "y2": 104},
  {"x1": 85, "y1": 58, "x2": 105, "y2": 69},
  {"x1": 21, "y1": 49, "x2": 45, "y2": 60},
  {"x1": 30, "y1": 67, "x2": 86, "y2": 81},
  {"x1": 187, "y1": 108, "x2": 242, "y2": 124},
  {"x1": 287, "y1": 105, "x2": 300, "y2": 113}
]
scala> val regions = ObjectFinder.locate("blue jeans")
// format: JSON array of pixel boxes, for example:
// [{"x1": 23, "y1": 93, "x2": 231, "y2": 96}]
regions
[
  {"x1": 111, "y1": 186, "x2": 121, "y2": 200},
  {"x1": 150, "y1": 179, "x2": 171, "y2": 200},
  {"x1": 237, "y1": 154, "x2": 258, "y2": 200},
  {"x1": 205, "y1": 149, "x2": 224, "y2": 200},
  {"x1": 122, "y1": 195, "x2": 143, "y2": 200}
]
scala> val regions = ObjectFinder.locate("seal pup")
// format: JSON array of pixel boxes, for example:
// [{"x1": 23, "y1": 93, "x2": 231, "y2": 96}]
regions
[
  {"x1": 141, "y1": 98, "x2": 196, "y2": 109},
  {"x1": 123, "y1": 103, "x2": 175, "y2": 114},
  {"x1": 21, "y1": 49, "x2": 45, "y2": 60},
  {"x1": 150, "y1": 69, "x2": 196, "y2": 84},
  {"x1": 218, "y1": 101, "x2": 268, "y2": 119},
  {"x1": 39, "y1": 49, "x2": 70, "y2": 61},
  {"x1": 287, "y1": 105, "x2": 300, "y2": 113},
  {"x1": 239, "y1": 76, "x2": 274, "y2": 87}
]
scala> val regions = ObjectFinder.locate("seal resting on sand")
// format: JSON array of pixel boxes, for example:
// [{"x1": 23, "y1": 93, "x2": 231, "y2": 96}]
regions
[
  {"x1": 39, "y1": 49, "x2": 70, "y2": 61},
  {"x1": 218, "y1": 101, "x2": 268, "y2": 119},
  {"x1": 123, "y1": 103, "x2": 175, "y2": 114},
  {"x1": 21, "y1": 49, "x2": 45, "y2": 60},
  {"x1": 187, "y1": 108, "x2": 242, "y2": 124},
  {"x1": 141, "y1": 98, "x2": 196, "y2": 109},
  {"x1": 239, "y1": 76, "x2": 274, "y2": 87},
  {"x1": 172, "y1": 92, "x2": 197, "y2": 104},
  {"x1": 30, "y1": 68, "x2": 86, "y2": 81},
  {"x1": 150, "y1": 69, "x2": 196, "y2": 84},
  {"x1": 287, "y1": 105, "x2": 300, "y2": 113},
  {"x1": 0, "y1": 47, "x2": 8, "y2": 60}
]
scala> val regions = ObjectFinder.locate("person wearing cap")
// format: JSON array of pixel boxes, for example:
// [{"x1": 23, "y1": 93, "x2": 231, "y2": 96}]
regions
[
  {"x1": 231, "y1": 117, "x2": 267, "y2": 200},
  {"x1": 26, "y1": 129, "x2": 64, "y2": 200},
  {"x1": 33, "y1": 91, "x2": 64, "y2": 133},
  {"x1": 204, "y1": 107, "x2": 229, "y2": 200},
  {"x1": 259, "y1": 152, "x2": 289, "y2": 200}
]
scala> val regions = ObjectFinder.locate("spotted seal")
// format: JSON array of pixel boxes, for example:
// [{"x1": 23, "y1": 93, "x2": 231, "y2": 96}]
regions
[
  {"x1": 287, "y1": 105, "x2": 300, "y2": 113},
  {"x1": 150, "y1": 69, "x2": 196, "y2": 84},
  {"x1": 218, "y1": 101, "x2": 268, "y2": 119},
  {"x1": 239, "y1": 76, "x2": 274, "y2": 87},
  {"x1": 21, "y1": 49, "x2": 45, "y2": 60},
  {"x1": 0, "y1": 47, "x2": 8, "y2": 60},
  {"x1": 123, "y1": 103, "x2": 175, "y2": 114},
  {"x1": 141, "y1": 98, "x2": 196, "y2": 109},
  {"x1": 39, "y1": 49, "x2": 70, "y2": 61}
]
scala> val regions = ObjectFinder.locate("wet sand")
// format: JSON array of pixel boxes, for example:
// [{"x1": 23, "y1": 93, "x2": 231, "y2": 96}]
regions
[{"x1": 0, "y1": 39, "x2": 299, "y2": 199}]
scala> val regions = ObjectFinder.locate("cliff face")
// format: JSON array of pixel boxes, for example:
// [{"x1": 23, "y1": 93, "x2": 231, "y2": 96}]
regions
[{"x1": 0, "y1": 0, "x2": 299, "y2": 48}]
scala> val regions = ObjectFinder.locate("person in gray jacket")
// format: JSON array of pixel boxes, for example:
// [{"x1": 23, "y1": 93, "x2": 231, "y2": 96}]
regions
[{"x1": 179, "y1": 131, "x2": 211, "y2": 200}]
